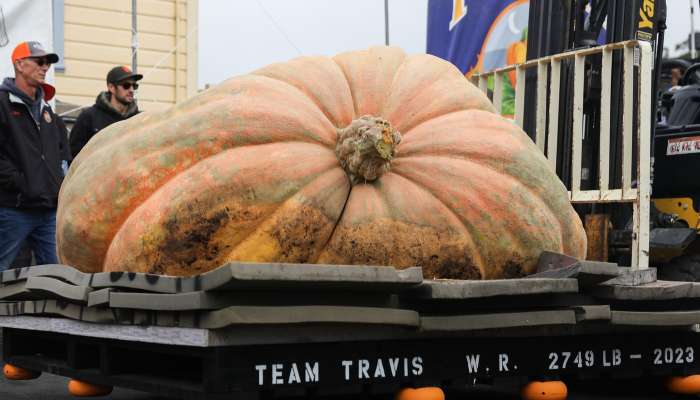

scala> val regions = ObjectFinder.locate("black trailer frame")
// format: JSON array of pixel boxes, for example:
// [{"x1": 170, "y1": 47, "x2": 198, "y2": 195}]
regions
[{"x1": 3, "y1": 323, "x2": 700, "y2": 400}]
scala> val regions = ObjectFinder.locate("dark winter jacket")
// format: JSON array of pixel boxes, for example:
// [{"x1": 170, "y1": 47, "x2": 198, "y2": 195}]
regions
[
  {"x1": 69, "y1": 91, "x2": 139, "y2": 157},
  {"x1": 0, "y1": 78, "x2": 71, "y2": 209}
]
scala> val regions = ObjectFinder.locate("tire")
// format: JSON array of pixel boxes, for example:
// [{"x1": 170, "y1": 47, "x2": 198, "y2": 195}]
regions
[{"x1": 657, "y1": 254, "x2": 700, "y2": 282}]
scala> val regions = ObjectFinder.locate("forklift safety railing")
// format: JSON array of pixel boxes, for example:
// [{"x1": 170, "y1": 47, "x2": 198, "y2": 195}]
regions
[{"x1": 472, "y1": 40, "x2": 651, "y2": 271}]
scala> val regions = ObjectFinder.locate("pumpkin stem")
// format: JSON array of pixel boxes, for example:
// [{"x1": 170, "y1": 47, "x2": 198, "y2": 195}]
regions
[{"x1": 335, "y1": 116, "x2": 402, "y2": 184}]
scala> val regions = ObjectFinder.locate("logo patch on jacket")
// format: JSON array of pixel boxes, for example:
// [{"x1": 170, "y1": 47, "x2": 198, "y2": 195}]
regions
[
  {"x1": 10, "y1": 110, "x2": 21, "y2": 116},
  {"x1": 43, "y1": 110, "x2": 52, "y2": 123}
]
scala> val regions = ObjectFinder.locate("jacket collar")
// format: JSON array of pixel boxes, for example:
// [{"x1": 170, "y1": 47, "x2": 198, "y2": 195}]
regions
[
  {"x1": 96, "y1": 91, "x2": 139, "y2": 118},
  {"x1": 8, "y1": 92, "x2": 48, "y2": 110}
]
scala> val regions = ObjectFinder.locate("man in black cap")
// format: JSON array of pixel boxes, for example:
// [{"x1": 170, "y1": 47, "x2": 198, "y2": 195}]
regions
[
  {"x1": 69, "y1": 65, "x2": 143, "y2": 157},
  {"x1": 0, "y1": 41, "x2": 70, "y2": 270}
]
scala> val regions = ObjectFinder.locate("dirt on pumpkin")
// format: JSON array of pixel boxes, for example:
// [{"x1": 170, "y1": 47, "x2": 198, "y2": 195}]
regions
[
  {"x1": 147, "y1": 200, "x2": 269, "y2": 275},
  {"x1": 267, "y1": 204, "x2": 333, "y2": 263},
  {"x1": 317, "y1": 218, "x2": 484, "y2": 279}
]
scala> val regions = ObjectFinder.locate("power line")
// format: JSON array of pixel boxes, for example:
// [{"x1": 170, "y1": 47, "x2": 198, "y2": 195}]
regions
[{"x1": 255, "y1": 0, "x2": 302, "y2": 55}]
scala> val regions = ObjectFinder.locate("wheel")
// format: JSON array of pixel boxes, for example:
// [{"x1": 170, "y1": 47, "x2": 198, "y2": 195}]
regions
[{"x1": 657, "y1": 254, "x2": 700, "y2": 282}]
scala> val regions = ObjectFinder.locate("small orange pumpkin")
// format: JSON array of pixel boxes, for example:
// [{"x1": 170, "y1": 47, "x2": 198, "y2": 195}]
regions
[
  {"x1": 3, "y1": 363, "x2": 40, "y2": 380},
  {"x1": 57, "y1": 46, "x2": 586, "y2": 278},
  {"x1": 67, "y1": 379, "x2": 113, "y2": 397},
  {"x1": 521, "y1": 380, "x2": 567, "y2": 400},
  {"x1": 396, "y1": 387, "x2": 445, "y2": 400},
  {"x1": 666, "y1": 375, "x2": 700, "y2": 394}
]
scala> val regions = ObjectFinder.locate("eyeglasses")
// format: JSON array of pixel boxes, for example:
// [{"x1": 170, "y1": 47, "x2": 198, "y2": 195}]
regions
[
  {"x1": 120, "y1": 82, "x2": 139, "y2": 90},
  {"x1": 27, "y1": 57, "x2": 50, "y2": 67}
]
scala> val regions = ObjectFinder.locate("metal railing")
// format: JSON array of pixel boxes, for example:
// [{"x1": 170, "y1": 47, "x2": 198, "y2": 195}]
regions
[{"x1": 472, "y1": 40, "x2": 652, "y2": 270}]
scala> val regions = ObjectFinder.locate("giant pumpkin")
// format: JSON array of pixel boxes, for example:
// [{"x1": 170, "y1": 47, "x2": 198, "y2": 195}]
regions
[{"x1": 57, "y1": 46, "x2": 586, "y2": 278}]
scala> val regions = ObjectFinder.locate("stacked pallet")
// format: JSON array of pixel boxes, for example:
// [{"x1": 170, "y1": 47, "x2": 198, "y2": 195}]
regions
[{"x1": 0, "y1": 254, "x2": 699, "y2": 346}]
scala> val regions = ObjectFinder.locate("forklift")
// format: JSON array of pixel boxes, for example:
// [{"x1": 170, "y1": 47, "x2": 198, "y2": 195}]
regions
[{"x1": 523, "y1": 0, "x2": 700, "y2": 280}]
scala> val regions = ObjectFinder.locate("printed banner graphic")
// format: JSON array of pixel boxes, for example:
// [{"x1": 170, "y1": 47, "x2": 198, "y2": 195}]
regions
[{"x1": 427, "y1": 0, "x2": 529, "y2": 76}]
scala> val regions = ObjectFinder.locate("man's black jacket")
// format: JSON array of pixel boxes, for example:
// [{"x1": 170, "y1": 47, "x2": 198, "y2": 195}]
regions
[
  {"x1": 69, "y1": 91, "x2": 138, "y2": 157},
  {"x1": 0, "y1": 85, "x2": 71, "y2": 209}
]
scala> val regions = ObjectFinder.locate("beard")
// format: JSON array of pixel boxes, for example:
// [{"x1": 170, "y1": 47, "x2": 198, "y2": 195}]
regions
[{"x1": 114, "y1": 92, "x2": 133, "y2": 106}]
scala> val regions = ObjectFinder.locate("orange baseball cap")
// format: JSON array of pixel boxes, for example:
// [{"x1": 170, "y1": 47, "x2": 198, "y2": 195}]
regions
[{"x1": 11, "y1": 41, "x2": 59, "y2": 64}]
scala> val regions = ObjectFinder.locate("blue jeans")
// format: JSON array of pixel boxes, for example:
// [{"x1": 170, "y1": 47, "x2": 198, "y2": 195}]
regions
[{"x1": 0, "y1": 207, "x2": 58, "y2": 271}]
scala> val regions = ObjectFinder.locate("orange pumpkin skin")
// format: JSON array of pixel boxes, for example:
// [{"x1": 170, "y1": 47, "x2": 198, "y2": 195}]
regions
[{"x1": 57, "y1": 46, "x2": 586, "y2": 278}]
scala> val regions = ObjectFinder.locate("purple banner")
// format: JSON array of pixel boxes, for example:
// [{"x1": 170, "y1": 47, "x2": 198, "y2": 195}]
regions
[{"x1": 427, "y1": 0, "x2": 529, "y2": 76}]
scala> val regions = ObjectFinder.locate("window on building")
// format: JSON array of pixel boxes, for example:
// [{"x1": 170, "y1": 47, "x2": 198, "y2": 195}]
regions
[{"x1": 52, "y1": 0, "x2": 65, "y2": 72}]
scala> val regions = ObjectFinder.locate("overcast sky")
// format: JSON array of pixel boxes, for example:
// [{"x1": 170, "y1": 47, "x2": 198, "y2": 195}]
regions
[{"x1": 198, "y1": 0, "x2": 700, "y2": 89}]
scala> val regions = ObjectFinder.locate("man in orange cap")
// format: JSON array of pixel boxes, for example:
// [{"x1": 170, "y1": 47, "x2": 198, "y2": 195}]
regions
[{"x1": 0, "y1": 41, "x2": 71, "y2": 270}]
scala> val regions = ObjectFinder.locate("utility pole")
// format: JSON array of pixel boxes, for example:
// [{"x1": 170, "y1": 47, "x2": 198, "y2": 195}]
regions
[
  {"x1": 384, "y1": 0, "x2": 390, "y2": 46},
  {"x1": 692, "y1": 0, "x2": 697, "y2": 59},
  {"x1": 132, "y1": 0, "x2": 138, "y2": 72}
]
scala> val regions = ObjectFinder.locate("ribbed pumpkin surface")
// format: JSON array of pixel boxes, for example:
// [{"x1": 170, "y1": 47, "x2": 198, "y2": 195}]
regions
[{"x1": 57, "y1": 46, "x2": 586, "y2": 278}]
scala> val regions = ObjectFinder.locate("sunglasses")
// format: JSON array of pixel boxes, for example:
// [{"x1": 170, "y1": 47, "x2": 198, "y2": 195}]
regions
[
  {"x1": 27, "y1": 57, "x2": 50, "y2": 67},
  {"x1": 119, "y1": 82, "x2": 139, "y2": 90}
]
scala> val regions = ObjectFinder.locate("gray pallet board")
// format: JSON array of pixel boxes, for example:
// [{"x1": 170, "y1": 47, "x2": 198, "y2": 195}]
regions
[
  {"x1": 89, "y1": 263, "x2": 423, "y2": 294},
  {"x1": 0, "y1": 279, "x2": 87, "y2": 302},
  {"x1": 590, "y1": 280, "x2": 698, "y2": 300},
  {"x1": 4, "y1": 312, "x2": 694, "y2": 348},
  {"x1": 87, "y1": 288, "x2": 112, "y2": 307},
  {"x1": 24, "y1": 276, "x2": 92, "y2": 303},
  {"x1": 0, "y1": 266, "x2": 32, "y2": 284},
  {"x1": 0, "y1": 316, "x2": 210, "y2": 346},
  {"x1": 197, "y1": 305, "x2": 420, "y2": 329},
  {"x1": 0, "y1": 302, "x2": 20, "y2": 316},
  {"x1": 33, "y1": 300, "x2": 115, "y2": 323},
  {"x1": 611, "y1": 310, "x2": 700, "y2": 326},
  {"x1": 420, "y1": 310, "x2": 577, "y2": 331},
  {"x1": 108, "y1": 291, "x2": 229, "y2": 311},
  {"x1": 0, "y1": 316, "x2": 421, "y2": 347},
  {"x1": 22, "y1": 300, "x2": 178, "y2": 327},
  {"x1": 0, "y1": 264, "x2": 89, "y2": 285},
  {"x1": 0, "y1": 314, "x2": 646, "y2": 348},
  {"x1": 0, "y1": 281, "x2": 30, "y2": 300},
  {"x1": 1, "y1": 300, "x2": 50, "y2": 316},
  {"x1": 526, "y1": 261, "x2": 620, "y2": 287},
  {"x1": 603, "y1": 267, "x2": 657, "y2": 286},
  {"x1": 0, "y1": 300, "x2": 420, "y2": 329},
  {"x1": 204, "y1": 324, "x2": 420, "y2": 346},
  {"x1": 571, "y1": 305, "x2": 611, "y2": 322},
  {"x1": 199, "y1": 263, "x2": 423, "y2": 291},
  {"x1": 404, "y1": 278, "x2": 578, "y2": 299},
  {"x1": 107, "y1": 290, "x2": 397, "y2": 311},
  {"x1": 90, "y1": 271, "x2": 188, "y2": 294},
  {"x1": 105, "y1": 308, "x2": 184, "y2": 327},
  {"x1": 80, "y1": 306, "x2": 418, "y2": 329},
  {"x1": 0, "y1": 300, "x2": 111, "y2": 323},
  {"x1": 26, "y1": 264, "x2": 90, "y2": 285}
]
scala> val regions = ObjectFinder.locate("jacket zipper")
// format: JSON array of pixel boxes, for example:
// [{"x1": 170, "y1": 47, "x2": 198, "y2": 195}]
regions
[{"x1": 12, "y1": 98, "x2": 64, "y2": 189}]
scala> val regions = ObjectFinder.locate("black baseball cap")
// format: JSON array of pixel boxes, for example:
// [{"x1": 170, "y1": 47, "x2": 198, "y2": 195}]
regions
[{"x1": 106, "y1": 65, "x2": 143, "y2": 84}]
